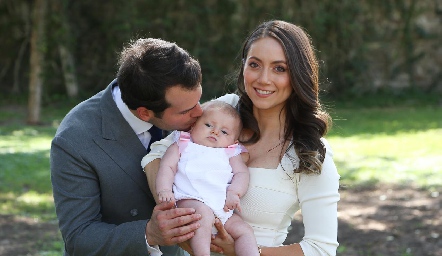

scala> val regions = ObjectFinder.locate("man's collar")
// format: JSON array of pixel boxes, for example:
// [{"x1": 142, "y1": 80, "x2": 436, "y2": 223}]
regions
[{"x1": 112, "y1": 85, "x2": 153, "y2": 134}]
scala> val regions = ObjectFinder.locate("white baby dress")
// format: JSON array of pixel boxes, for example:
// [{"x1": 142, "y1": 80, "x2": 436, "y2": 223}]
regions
[{"x1": 172, "y1": 131, "x2": 246, "y2": 224}]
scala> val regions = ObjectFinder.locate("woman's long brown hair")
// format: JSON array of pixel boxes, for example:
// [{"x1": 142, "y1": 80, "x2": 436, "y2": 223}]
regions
[{"x1": 236, "y1": 20, "x2": 331, "y2": 174}]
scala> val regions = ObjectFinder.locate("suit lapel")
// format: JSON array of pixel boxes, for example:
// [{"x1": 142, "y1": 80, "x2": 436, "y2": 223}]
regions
[{"x1": 94, "y1": 80, "x2": 152, "y2": 196}]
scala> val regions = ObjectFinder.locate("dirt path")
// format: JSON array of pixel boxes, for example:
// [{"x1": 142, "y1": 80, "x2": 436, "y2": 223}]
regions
[
  {"x1": 286, "y1": 184, "x2": 441, "y2": 256},
  {"x1": 1, "y1": 184, "x2": 441, "y2": 255}
]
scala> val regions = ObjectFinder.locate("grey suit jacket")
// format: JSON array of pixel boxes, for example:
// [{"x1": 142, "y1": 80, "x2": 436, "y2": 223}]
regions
[{"x1": 50, "y1": 80, "x2": 184, "y2": 255}]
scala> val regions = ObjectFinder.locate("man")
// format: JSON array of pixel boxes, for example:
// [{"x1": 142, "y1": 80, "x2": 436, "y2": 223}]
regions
[{"x1": 50, "y1": 38, "x2": 203, "y2": 255}]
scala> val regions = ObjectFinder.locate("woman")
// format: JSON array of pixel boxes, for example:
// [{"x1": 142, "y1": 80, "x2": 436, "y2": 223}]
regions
[{"x1": 143, "y1": 20, "x2": 340, "y2": 256}]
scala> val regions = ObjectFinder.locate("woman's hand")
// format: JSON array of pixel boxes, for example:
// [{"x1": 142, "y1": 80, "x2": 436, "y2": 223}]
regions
[{"x1": 210, "y1": 218, "x2": 236, "y2": 256}]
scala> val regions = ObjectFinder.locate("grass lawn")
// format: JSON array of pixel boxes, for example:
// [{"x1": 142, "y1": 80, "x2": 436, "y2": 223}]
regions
[
  {"x1": 329, "y1": 105, "x2": 441, "y2": 190},
  {"x1": 0, "y1": 96, "x2": 441, "y2": 255}
]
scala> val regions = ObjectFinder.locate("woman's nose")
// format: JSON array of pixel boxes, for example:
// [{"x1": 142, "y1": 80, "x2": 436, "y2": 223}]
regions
[{"x1": 258, "y1": 69, "x2": 271, "y2": 85}]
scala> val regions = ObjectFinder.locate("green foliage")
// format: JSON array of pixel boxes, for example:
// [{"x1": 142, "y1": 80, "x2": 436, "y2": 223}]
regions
[{"x1": 1, "y1": 0, "x2": 440, "y2": 102}]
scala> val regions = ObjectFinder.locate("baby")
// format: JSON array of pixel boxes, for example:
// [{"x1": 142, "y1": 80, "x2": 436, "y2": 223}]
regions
[{"x1": 156, "y1": 100, "x2": 259, "y2": 256}]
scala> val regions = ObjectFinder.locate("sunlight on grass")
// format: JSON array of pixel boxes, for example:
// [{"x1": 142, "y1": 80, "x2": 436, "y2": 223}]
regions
[
  {"x1": 328, "y1": 129, "x2": 442, "y2": 189},
  {"x1": 0, "y1": 191, "x2": 56, "y2": 220},
  {"x1": 17, "y1": 191, "x2": 54, "y2": 207},
  {"x1": 0, "y1": 128, "x2": 53, "y2": 153},
  {"x1": 0, "y1": 125, "x2": 56, "y2": 222},
  {"x1": 0, "y1": 126, "x2": 54, "y2": 194}
]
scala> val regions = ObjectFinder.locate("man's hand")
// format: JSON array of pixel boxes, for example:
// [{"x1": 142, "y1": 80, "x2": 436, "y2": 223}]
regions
[{"x1": 146, "y1": 201, "x2": 201, "y2": 246}]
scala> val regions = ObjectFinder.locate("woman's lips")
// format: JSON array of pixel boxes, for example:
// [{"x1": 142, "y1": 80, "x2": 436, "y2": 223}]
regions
[{"x1": 255, "y1": 88, "x2": 274, "y2": 96}]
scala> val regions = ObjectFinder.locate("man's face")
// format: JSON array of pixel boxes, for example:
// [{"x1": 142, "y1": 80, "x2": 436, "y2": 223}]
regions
[{"x1": 149, "y1": 84, "x2": 203, "y2": 131}]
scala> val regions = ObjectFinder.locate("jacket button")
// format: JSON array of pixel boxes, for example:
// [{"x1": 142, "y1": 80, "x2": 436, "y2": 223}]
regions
[{"x1": 130, "y1": 209, "x2": 138, "y2": 216}]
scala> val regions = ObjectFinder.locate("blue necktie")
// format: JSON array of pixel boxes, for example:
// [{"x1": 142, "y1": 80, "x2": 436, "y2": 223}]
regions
[{"x1": 147, "y1": 126, "x2": 163, "y2": 152}]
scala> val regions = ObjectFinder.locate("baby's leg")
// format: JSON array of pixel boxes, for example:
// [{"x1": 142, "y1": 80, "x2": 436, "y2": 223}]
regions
[
  {"x1": 224, "y1": 213, "x2": 259, "y2": 256},
  {"x1": 177, "y1": 199, "x2": 215, "y2": 256}
]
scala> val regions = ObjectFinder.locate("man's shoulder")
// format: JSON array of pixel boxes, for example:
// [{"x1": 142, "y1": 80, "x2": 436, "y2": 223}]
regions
[{"x1": 55, "y1": 90, "x2": 107, "y2": 138}]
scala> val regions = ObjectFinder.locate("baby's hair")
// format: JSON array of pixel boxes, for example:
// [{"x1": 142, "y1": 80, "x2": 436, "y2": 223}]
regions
[{"x1": 201, "y1": 100, "x2": 243, "y2": 131}]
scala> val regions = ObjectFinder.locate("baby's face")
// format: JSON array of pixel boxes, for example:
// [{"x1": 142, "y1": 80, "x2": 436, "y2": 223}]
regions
[{"x1": 190, "y1": 109, "x2": 240, "y2": 148}]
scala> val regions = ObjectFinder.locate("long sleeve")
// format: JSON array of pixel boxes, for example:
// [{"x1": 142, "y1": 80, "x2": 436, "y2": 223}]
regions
[
  {"x1": 141, "y1": 132, "x2": 175, "y2": 168},
  {"x1": 298, "y1": 138, "x2": 340, "y2": 256},
  {"x1": 51, "y1": 136, "x2": 150, "y2": 255}
]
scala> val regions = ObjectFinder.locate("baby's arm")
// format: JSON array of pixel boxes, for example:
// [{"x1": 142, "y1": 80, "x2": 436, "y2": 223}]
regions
[
  {"x1": 142, "y1": 132, "x2": 175, "y2": 203},
  {"x1": 156, "y1": 143, "x2": 180, "y2": 204},
  {"x1": 224, "y1": 154, "x2": 250, "y2": 212}
]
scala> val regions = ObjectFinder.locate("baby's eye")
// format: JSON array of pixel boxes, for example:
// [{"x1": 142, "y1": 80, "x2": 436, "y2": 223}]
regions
[
  {"x1": 221, "y1": 130, "x2": 228, "y2": 135},
  {"x1": 205, "y1": 123, "x2": 212, "y2": 128}
]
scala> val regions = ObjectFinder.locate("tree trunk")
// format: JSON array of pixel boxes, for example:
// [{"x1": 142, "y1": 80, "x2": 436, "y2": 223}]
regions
[
  {"x1": 55, "y1": 0, "x2": 79, "y2": 98},
  {"x1": 59, "y1": 45, "x2": 79, "y2": 98},
  {"x1": 12, "y1": 1, "x2": 31, "y2": 94},
  {"x1": 27, "y1": 0, "x2": 47, "y2": 125}
]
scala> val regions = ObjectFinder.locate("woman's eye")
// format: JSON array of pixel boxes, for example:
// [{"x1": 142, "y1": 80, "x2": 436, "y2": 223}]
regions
[
  {"x1": 249, "y1": 62, "x2": 259, "y2": 68},
  {"x1": 275, "y1": 66, "x2": 286, "y2": 72}
]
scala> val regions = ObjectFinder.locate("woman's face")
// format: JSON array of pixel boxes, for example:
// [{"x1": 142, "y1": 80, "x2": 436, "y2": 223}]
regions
[{"x1": 243, "y1": 37, "x2": 292, "y2": 111}]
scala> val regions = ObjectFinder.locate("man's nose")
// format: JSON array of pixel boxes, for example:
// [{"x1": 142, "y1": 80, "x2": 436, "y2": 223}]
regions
[{"x1": 190, "y1": 103, "x2": 203, "y2": 117}]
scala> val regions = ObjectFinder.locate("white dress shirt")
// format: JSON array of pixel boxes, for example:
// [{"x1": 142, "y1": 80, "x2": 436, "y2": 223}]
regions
[{"x1": 112, "y1": 85, "x2": 163, "y2": 255}]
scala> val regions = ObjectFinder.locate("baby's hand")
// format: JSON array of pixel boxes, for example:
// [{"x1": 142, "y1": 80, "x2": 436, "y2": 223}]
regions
[
  {"x1": 224, "y1": 193, "x2": 241, "y2": 212},
  {"x1": 157, "y1": 190, "x2": 175, "y2": 204}
]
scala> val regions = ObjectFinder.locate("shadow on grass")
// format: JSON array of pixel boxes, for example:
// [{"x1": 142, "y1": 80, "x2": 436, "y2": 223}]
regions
[
  {"x1": 334, "y1": 155, "x2": 442, "y2": 191},
  {"x1": 0, "y1": 214, "x2": 62, "y2": 256},
  {"x1": 284, "y1": 185, "x2": 442, "y2": 256},
  {"x1": 0, "y1": 149, "x2": 56, "y2": 220},
  {"x1": 0, "y1": 150, "x2": 53, "y2": 194}
]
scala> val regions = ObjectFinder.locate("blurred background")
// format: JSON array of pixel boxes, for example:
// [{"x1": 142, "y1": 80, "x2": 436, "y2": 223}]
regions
[
  {"x1": 0, "y1": 0, "x2": 441, "y2": 255},
  {"x1": 1, "y1": 0, "x2": 441, "y2": 116}
]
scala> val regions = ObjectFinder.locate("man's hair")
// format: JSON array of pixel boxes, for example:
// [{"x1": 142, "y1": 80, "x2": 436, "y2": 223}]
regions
[{"x1": 117, "y1": 38, "x2": 202, "y2": 115}]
